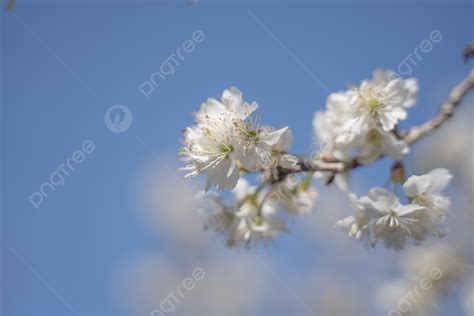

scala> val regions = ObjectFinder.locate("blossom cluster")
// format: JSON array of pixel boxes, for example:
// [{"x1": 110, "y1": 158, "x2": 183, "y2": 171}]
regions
[
  {"x1": 180, "y1": 87, "x2": 291, "y2": 191},
  {"x1": 180, "y1": 70, "x2": 454, "y2": 250},
  {"x1": 313, "y1": 69, "x2": 417, "y2": 164},
  {"x1": 336, "y1": 169, "x2": 452, "y2": 250},
  {"x1": 198, "y1": 177, "x2": 317, "y2": 248}
]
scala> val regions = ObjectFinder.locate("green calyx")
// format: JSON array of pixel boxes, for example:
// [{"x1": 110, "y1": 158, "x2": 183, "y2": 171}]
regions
[
  {"x1": 253, "y1": 215, "x2": 263, "y2": 225},
  {"x1": 248, "y1": 130, "x2": 258, "y2": 138},
  {"x1": 220, "y1": 144, "x2": 234, "y2": 155},
  {"x1": 367, "y1": 98, "x2": 381, "y2": 110},
  {"x1": 366, "y1": 98, "x2": 382, "y2": 116}
]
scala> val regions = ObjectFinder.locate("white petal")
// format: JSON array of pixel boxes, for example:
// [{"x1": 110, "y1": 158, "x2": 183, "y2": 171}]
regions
[
  {"x1": 262, "y1": 126, "x2": 289, "y2": 146},
  {"x1": 403, "y1": 78, "x2": 418, "y2": 108},
  {"x1": 313, "y1": 111, "x2": 330, "y2": 142},
  {"x1": 198, "y1": 98, "x2": 226, "y2": 118},
  {"x1": 222, "y1": 86, "x2": 243, "y2": 109},
  {"x1": 427, "y1": 168, "x2": 452, "y2": 193},
  {"x1": 373, "y1": 68, "x2": 397, "y2": 84},
  {"x1": 397, "y1": 203, "x2": 425, "y2": 217},
  {"x1": 232, "y1": 178, "x2": 253, "y2": 200},
  {"x1": 235, "y1": 101, "x2": 258, "y2": 120},
  {"x1": 403, "y1": 174, "x2": 431, "y2": 197},
  {"x1": 239, "y1": 148, "x2": 260, "y2": 172},
  {"x1": 208, "y1": 158, "x2": 240, "y2": 191},
  {"x1": 327, "y1": 92, "x2": 351, "y2": 113},
  {"x1": 274, "y1": 128, "x2": 293, "y2": 151},
  {"x1": 381, "y1": 132, "x2": 409, "y2": 160}
]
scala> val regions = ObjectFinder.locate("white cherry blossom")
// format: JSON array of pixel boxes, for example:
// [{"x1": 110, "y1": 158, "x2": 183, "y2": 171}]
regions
[
  {"x1": 356, "y1": 128, "x2": 409, "y2": 164},
  {"x1": 199, "y1": 179, "x2": 286, "y2": 248},
  {"x1": 237, "y1": 125, "x2": 289, "y2": 172},
  {"x1": 180, "y1": 123, "x2": 240, "y2": 191},
  {"x1": 313, "y1": 74, "x2": 412, "y2": 166},
  {"x1": 337, "y1": 187, "x2": 444, "y2": 250},
  {"x1": 274, "y1": 175, "x2": 318, "y2": 216},
  {"x1": 229, "y1": 179, "x2": 286, "y2": 247},
  {"x1": 181, "y1": 70, "x2": 457, "y2": 252},
  {"x1": 403, "y1": 168, "x2": 452, "y2": 220},
  {"x1": 181, "y1": 87, "x2": 290, "y2": 190},
  {"x1": 313, "y1": 92, "x2": 353, "y2": 158},
  {"x1": 370, "y1": 189, "x2": 427, "y2": 250},
  {"x1": 336, "y1": 193, "x2": 372, "y2": 243},
  {"x1": 344, "y1": 69, "x2": 418, "y2": 134}
]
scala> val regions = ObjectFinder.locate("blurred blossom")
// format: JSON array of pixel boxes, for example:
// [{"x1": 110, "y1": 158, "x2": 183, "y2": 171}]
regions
[
  {"x1": 462, "y1": 278, "x2": 474, "y2": 316},
  {"x1": 313, "y1": 69, "x2": 416, "y2": 166},
  {"x1": 373, "y1": 118, "x2": 474, "y2": 316},
  {"x1": 376, "y1": 243, "x2": 467, "y2": 316},
  {"x1": 414, "y1": 111, "x2": 473, "y2": 198},
  {"x1": 301, "y1": 185, "x2": 367, "y2": 252},
  {"x1": 336, "y1": 169, "x2": 452, "y2": 251},
  {"x1": 400, "y1": 244, "x2": 464, "y2": 285},
  {"x1": 375, "y1": 278, "x2": 438, "y2": 316},
  {"x1": 337, "y1": 188, "x2": 429, "y2": 250},
  {"x1": 304, "y1": 278, "x2": 366, "y2": 315},
  {"x1": 198, "y1": 178, "x2": 287, "y2": 248},
  {"x1": 133, "y1": 159, "x2": 210, "y2": 247},
  {"x1": 113, "y1": 253, "x2": 265, "y2": 315},
  {"x1": 412, "y1": 113, "x2": 474, "y2": 255},
  {"x1": 276, "y1": 175, "x2": 318, "y2": 216},
  {"x1": 123, "y1": 158, "x2": 269, "y2": 315},
  {"x1": 187, "y1": 254, "x2": 265, "y2": 313},
  {"x1": 113, "y1": 254, "x2": 183, "y2": 314}
]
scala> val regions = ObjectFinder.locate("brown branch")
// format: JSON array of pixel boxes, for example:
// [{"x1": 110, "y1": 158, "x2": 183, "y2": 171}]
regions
[
  {"x1": 464, "y1": 43, "x2": 474, "y2": 61},
  {"x1": 403, "y1": 69, "x2": 474, "y2": 145},
  {"x1": 5, "y1": 0, "x2": 16, "y2": 11},
  {"x1": 272, "y1": 66, "x2": 474, "y2": 182}
]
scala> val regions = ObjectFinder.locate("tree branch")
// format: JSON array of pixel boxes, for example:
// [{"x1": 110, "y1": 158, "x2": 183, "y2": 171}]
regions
[
  {"x1": 464, "y1": 43, "x2": 474, "y2": 61},
  {"x1": 403, "y1": 69, "x2": 474, "y2": 144},
  {"x1": 272, "y1": 63, "x2": 474, "y2": 182}
]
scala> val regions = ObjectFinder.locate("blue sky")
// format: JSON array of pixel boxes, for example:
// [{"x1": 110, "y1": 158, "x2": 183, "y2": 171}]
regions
[{"x1": 1, "y1": 1, "x2": 473, "y2": 315}]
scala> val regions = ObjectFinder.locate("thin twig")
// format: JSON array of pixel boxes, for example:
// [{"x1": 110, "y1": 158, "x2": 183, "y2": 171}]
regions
[
  {"x1": 403, "y1": 69, "x2": 474, "y2": 144},
  {"x1": 271, "y1": 62, "x2": 474, "y2": 181},
  {"x1": 464, "y1": 43, "x2": 474, "y2": 61}
]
